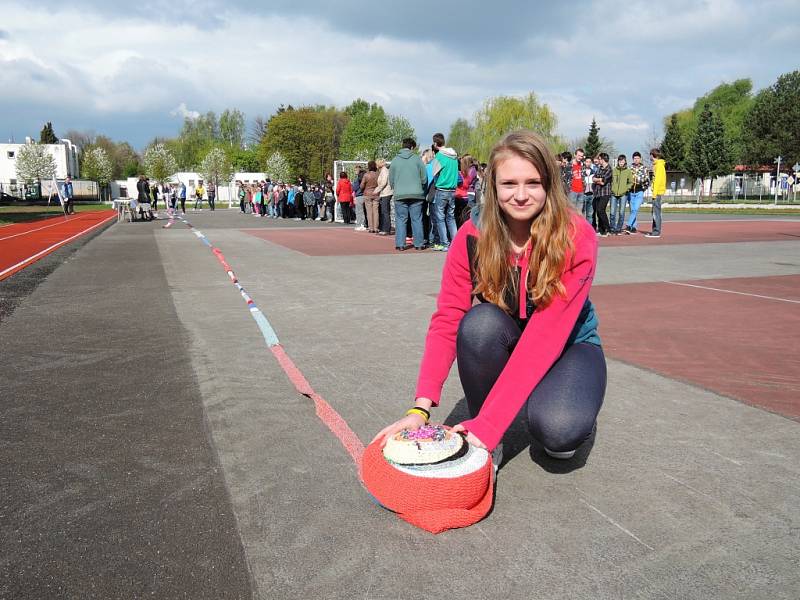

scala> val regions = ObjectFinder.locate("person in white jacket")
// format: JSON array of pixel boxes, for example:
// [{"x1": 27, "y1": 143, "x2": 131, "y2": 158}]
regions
[{"x1": 374, "y1": 158, "x2": 394, "y2": 235}]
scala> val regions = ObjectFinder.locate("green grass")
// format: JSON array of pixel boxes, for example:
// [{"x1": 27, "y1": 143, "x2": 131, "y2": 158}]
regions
[{"x1": 0, "y1": 204, "x2": 110, "y2": 225}]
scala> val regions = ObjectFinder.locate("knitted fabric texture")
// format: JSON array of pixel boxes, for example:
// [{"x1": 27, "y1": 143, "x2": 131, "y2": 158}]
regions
[{"x1": 360, "y1": 436, "x2": 494, "y2": 534}]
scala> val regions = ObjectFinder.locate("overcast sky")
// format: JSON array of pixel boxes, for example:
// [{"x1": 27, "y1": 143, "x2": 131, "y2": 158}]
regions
[{"x1": 1, "y1": 0, "x2": 797, "y2": 155}]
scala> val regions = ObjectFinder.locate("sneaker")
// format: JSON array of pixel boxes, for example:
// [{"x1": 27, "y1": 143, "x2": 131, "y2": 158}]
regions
[
  {"x1": 644, "y1": 231, "x2": 661, "y2": 238},
  {"x1": 354, "y1": 225, "x2": 367, "y2": 231},
  {"x1": 599, "y1": 232, "x2": 609, "y2": 237},
  {"x1": 378, "y1": 231, "x2": 388, "y2": 236},
  {"x1": 405, "y1": 237, "x2": 413, "y2": 245},
  {"x1": 491, "y1": 443, "x2": 504, "y2": 473},
  {"x1": 629, "y1": 227, "x2": 638, "y2": 234},
  {"x1": 544, "y1": 448, "x2": 576, "y2": 460}
]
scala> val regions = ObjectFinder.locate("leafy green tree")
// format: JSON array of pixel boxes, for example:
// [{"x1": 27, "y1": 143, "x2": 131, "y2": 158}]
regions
[
  {"x1": 39, "y1": 122, "x2": 58, "y2": 144},
  {"x1": 219, "y1": 109, "x2": 246, "y2": 149},
  {"x1": 469, "y1": 93, "x2": 561, "y2": 161},
  {"x1": 200, "y1": 147, "x2": 234, "y2": 194},
  {"x1": 661, "y1": 113, "x2": 685, "y2": 170},
  {"x1": 261, "y1": 105, "x2": 348, "y2": 180},
  {"x1": 667, "y1": 79, "x2": 754, "y2": 166},
  {"x1": 742, "y1": 70, "x2": 800, "y2": 166},
  {"x1": 339, "y1": 99, "x2": 390, "y2": 160},
  {"x1": 86, "y1": 135, "x2": 141, "y2": 179},
  {"x1": 173, "y1": 111, "x2": 219, "y2": 169},
  {"x1": 264, "y1": 152, "x2": 291, "y2": 183},
  {"x1": 228, "y1": 147, "x2": 261, "y2": 172},
  {"x1": 377, "y1": 115, "x2": 416, "y2": 160},
  {"x1": 686, "y1": 104, "x2": 731, "y2": 195},
  {"x1": 585, "y1": 118, "x2": 601, "y2": 158},
  {"x1": 447, "y1": 118, "x2": 474, "y2": 156},
  {"x1": 15, "y1": 143, "x2": 57, "y2": 199},
  {"x1": 143, "y1": 143, "x2": 178, "y2": 183},
  {"x1": 81, "y1": 147, "x2": 114, "y2": 200}
]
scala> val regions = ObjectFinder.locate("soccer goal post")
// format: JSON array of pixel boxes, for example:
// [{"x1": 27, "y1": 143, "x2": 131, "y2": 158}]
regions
[{"x1": 332, "y1": 159, "x2": 368, "y2": 222}]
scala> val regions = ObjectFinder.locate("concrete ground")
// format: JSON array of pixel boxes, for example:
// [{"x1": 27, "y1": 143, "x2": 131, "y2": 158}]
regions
[{"x1": 1, "y1": 209, "x2": 799, "y2": 599}]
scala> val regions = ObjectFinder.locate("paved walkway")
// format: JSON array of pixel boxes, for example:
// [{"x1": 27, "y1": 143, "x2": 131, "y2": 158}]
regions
[{"x1": 2, "y1": 210, "x2": 799, "y2": 599}]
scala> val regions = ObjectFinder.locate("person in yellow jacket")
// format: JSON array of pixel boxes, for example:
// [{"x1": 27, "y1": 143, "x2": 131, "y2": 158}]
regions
[
  {"x1": 646, "y1": 148, "x2": 666, "y2": 238},
  {"x1": 194, "y1": 182, "x2": 205, "y2": 211}
]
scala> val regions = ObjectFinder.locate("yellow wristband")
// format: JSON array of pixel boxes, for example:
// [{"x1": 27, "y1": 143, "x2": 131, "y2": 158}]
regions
[{"x1": 405, "y1": 407, "x2": 430, "y2": 423}]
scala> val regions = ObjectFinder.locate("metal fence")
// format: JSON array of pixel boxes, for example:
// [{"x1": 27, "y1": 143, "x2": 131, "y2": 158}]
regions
[
  {"x1": 0, "y1": 179, "x2": 104, "y2": 202},
  {"x1": 658, "y1": 171, "x2": 799, "y2": 205}
]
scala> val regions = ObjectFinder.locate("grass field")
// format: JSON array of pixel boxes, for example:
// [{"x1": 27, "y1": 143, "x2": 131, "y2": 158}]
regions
[{"x1": 0, "y1": 204, "x2": 110, "y2": 225}]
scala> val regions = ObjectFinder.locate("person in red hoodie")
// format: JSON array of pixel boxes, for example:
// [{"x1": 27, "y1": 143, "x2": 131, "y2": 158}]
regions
[
  {"x1": 454, "y1": 154, "x2": 475, "y2": 227},
  {"x1": 374, "y1": 130, "x2": 605, "y2": 467},
  {"x1": 335, "y1": 171, "x2": 354, "y2": 224}
]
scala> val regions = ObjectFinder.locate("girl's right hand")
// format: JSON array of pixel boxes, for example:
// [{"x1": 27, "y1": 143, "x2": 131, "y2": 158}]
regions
[{"x1": 371, "y1": 413, "x2": 427, "y2": 448}]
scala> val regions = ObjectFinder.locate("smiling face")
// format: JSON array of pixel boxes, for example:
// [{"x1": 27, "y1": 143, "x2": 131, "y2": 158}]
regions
[{"x1": 494, "y1": 153, "x2": 548, "y2": 226}]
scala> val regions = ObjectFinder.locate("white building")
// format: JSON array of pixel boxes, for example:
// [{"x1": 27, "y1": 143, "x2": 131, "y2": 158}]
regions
[{"x1": 0, "y1": 138, "x2": 80, "y2": 194}]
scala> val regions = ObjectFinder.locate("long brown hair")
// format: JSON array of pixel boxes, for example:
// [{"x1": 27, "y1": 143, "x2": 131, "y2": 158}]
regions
[{"x1": 473, "y1": 130, "x2": 574, "y2": 311}]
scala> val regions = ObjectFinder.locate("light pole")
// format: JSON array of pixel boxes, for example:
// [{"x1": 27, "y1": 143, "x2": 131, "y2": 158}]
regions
[
  {"x1": 773, "y1": 156, "x2": 782, "y2": 205},
  {"x1": 793, "y1": 162, "x2": 800, "y2": 203}
]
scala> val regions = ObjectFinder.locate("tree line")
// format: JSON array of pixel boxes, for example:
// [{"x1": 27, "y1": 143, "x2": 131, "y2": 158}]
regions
[
  {"x1": 659, "y1": 69, "x2": 799, "y2": 191},
  {"x1": 18, "y1": 68, "x2": 797, "y2": 199}
]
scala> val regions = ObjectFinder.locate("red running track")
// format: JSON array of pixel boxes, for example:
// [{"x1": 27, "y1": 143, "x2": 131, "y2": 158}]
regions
[
  {"x1": 600, "y1": 219, "x2": 800, "y2": 246},
  {"x1": 591, "y1": 275, "x2": 800, "y2": 420},
  {"x1": 0, "y1": 210, "x2": 116, "y2": 281}
]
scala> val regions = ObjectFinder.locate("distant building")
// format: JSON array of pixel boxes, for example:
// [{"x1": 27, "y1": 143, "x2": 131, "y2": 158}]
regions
[{"x1": 0, "y1": 138, "x2": 80, "y2": 194}]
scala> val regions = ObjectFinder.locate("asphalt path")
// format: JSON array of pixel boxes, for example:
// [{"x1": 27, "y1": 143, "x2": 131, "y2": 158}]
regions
[{"x1": 0, "y1": 219, "x2": 253, "y2": 599}]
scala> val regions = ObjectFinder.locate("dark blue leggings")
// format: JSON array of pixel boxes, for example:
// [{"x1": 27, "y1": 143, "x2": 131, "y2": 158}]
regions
[{"x1": 456, "y1": 303, "x2": 606, "y2": 452}]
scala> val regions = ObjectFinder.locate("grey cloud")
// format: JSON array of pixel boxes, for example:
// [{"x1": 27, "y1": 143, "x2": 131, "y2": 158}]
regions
[
  {"x1": 4, "y1": 0, "x2": 799, "y2": 154},
  {"x1": 27, "y1": 0, "x2": 579, "y2": 56}
]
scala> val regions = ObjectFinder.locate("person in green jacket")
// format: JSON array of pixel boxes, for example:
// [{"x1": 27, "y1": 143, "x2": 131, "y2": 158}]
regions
[
  {"x1": 610, "y1": 155, "x2": 632, "y2": 234},
  {"x1": 389, "y1": 138, "x2": 428, "y2": 251}
]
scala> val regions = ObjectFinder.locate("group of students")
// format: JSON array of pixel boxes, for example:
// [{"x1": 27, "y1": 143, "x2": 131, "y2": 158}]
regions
[
  {"x1": 332, "y1": 134, "x2": 486, "y2": 252},
  {"x1": 234, "y1": 133, "x2": 486, "y2": 253},
  {"x1": 236, "y1": 180, "x2": 337, "y2": 221},
  {"x1": 559, "y1": 148, "x2": 667, "y2": 238},
  {"x1": 134, "y1": 175, "x2": 216, "y2": 220}
]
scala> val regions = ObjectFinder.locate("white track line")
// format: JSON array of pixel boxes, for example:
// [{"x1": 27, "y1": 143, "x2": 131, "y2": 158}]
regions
[
  {"x1": 0, "y1": 215, "x2": 75, "y2": 241},
  {"x1": 578, "y1": 498, "x2": 654, "y2": 551},
  {"x1": 663, "y1": 280, "x2": 800, "y2": 304},
  {"x1": 0, "y1": 214, "x2": 115, "y2": 279}
]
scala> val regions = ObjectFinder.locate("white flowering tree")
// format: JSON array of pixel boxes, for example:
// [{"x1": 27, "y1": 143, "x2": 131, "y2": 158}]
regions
[
  {"x1": 81, "y1": 147, "x2": 114, "y2": 201},
  {"x1": 264, "y1": 151, "x2": 291, "y2": 183},
  {"x1": 200, "y1": 147, "x2": 233, "y2": 195},
  {"x1": 15, "y1": 142, "x2": 57, "y2": 200},
  {"x1": 143, "y1": 143, "x2": 178, "y2": 183}
]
